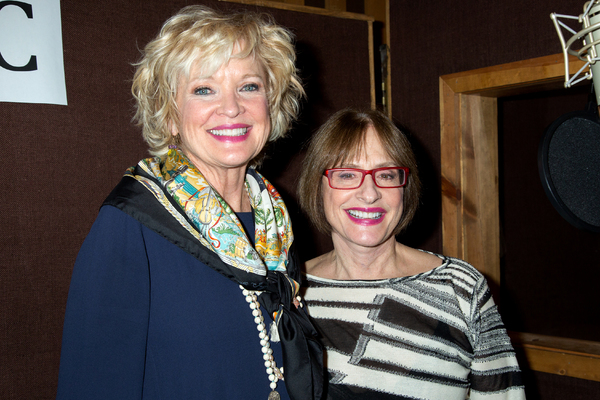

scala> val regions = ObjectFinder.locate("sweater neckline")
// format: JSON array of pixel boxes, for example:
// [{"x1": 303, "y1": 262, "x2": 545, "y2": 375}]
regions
[{"x1": 304, "y1": 252, "x2": 449, "y2": 285}]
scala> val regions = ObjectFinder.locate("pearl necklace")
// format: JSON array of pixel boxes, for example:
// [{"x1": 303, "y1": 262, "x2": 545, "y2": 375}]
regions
[{"x1": 241, "y1": 285, "x2": 283, "y2": 400}]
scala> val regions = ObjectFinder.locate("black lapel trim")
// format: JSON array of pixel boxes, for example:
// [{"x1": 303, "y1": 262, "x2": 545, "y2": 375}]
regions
[{"x1": 103, "y1": 173, "x2": 266, "y2": 290}]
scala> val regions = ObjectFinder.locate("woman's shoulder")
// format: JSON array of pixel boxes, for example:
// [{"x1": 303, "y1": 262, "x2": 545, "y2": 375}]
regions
[
  {"x1": 415, "y1": 250, "x2": 487, "y2": 287},
  {"x1": 304, "y1": 251, "x2": 333, "y2": 277},
  {"x1": 436, "y1": 253, "x2": 485, "y2": 279},
  {"x1": 89, "y1": 205, "x2": 143, "y2": 235},
  {"x1": 402, "y1": 246, "x2": 443, "y2": 273}
]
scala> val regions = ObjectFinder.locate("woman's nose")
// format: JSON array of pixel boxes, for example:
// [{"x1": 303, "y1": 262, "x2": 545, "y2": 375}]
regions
[
  {"x1": 357, "y1": 174, "x2": 381, "y2": 203},
  {"x1": 217, "y1": 92, "x2": 244, "y2": 117}
]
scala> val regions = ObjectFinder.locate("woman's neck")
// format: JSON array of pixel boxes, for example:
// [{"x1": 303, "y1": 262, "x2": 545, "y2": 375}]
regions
[
  {"x1": 307, "y1": 236, "x2": 401, "y2": 280},
  {"x1": 201, "y1": 167, "x2": 251, "y2": 213},
  {"x1": 307, "y1": 236, "x2": 442, "y2": 281}
]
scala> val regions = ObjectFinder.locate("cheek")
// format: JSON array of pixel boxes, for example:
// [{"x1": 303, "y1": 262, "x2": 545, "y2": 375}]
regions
[
  {"x1": 322, "y1": 185, "x2": 349, "y2": 219},
  {"x1": 260, "y1": 101, "x2": 271, "y2": 132},
  {"x1": 262, "y1": 117, "x2": 272, "y2": 142},
  {"x1": 321, "y1": 183, "x2": 335, "y2": 220},
  {"x1": 394, "y1": 189, "x2": 405, "y2": 215}
]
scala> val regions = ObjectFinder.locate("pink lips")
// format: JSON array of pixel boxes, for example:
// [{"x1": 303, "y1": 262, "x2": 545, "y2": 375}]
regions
[
  {"x1": 207, "y1": 124, "x2": 251, "y2": 143},
  {"x1": 345, "y1": 207, "x2": 386, "y2": 226}
]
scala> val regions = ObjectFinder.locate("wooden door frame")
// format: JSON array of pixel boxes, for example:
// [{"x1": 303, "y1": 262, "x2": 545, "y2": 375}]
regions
[{"x1": 440, "y1": 53, "x2": 600, "y2": 381}]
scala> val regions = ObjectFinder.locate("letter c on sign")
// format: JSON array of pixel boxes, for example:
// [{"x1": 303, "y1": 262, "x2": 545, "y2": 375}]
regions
[{"x1": 0, "y1": 1, "x2": 37, "y2": 71}]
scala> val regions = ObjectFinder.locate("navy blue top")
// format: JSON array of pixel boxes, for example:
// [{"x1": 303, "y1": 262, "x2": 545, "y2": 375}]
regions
[{"x1": 56, "y1": 205, "x2": 290, "y2": 399}]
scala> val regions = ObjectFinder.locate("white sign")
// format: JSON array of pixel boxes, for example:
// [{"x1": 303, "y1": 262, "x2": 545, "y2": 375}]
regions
[{"x1": 0, "y1": 0, "x2": 67, "y2": 105}]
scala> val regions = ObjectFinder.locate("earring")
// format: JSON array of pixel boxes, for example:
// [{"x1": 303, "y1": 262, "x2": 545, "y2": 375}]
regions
[{"x1": 169, "y1": 133, "x2": 181, "y2": 149}]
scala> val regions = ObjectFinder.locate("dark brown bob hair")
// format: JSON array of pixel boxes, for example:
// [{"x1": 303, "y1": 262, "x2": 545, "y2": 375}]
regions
[{"x1": 298, "y1": 108, "x2": 421, "y2": 235}]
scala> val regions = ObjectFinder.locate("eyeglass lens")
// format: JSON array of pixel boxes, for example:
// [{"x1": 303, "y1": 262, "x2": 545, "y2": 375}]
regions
[{"x1": 329, "y1": 168, "x2": 405, "y2": 188}]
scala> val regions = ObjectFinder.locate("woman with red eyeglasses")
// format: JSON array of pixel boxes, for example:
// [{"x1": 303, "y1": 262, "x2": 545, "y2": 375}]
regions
[{"x1": 297, "y1": 108, "x2": 525, "y2": 400}]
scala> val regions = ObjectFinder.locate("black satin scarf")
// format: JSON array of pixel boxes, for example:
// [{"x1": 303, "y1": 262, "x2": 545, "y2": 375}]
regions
[{"x1": 103, "y1": 168, "x2": 323, "y2": 400}]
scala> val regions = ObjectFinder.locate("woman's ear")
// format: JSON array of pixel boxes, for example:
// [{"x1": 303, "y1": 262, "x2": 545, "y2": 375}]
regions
[{"x1": 168, "y1": 120, "x2": 178, "y2": 136}]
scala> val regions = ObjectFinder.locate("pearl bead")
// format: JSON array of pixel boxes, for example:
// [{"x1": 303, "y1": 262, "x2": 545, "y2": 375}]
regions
[{"x1": 240, "y1": 285, "x2": 282, "y2": 393}]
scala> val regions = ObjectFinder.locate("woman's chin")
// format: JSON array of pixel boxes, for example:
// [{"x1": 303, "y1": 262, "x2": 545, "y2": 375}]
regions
[{"x1": 335, "y1": 231, "x2": 394, "y2": 249}]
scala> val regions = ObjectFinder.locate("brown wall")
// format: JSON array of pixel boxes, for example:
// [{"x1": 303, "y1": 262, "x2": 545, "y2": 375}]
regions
[
  {"x1": 389, "y1": 1, "x2": 600, "y2": 398},
  {"x1": 388, "y1": 0, "x2": 584, "y2": 250},
  {"x1": 0, "y1": 1, "x2": 372, "y2": 398},
  {"x1": 3, "y1": 0, "x2": 600, "y2": 398}
]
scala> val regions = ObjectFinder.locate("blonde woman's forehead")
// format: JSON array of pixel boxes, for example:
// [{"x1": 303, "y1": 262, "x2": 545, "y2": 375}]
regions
[{"x1": 184, "y1": 53, "x2": 265, "y2": 81}]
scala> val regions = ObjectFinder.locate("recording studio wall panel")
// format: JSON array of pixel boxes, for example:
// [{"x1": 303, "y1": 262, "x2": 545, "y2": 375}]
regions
[
  {"x1": 389, "y1": 1, "x2": 600, "y2": 398},
  {"x1": 0, "y1": 1, "x2": 372, "y2": 398}
]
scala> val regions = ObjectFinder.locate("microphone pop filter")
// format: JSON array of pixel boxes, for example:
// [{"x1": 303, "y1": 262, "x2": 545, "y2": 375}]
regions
[{"x1": 538, "y1": 109, "x2": 600, "y2": 232}]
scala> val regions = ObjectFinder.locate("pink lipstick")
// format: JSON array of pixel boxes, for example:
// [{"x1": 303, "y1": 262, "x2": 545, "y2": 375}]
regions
[
  {"x1": 207, "y1": 124, "x2": 250, "y2": 143},
  {"x1": 345, "y1": 208, "x2": 386, "y2": 225}
]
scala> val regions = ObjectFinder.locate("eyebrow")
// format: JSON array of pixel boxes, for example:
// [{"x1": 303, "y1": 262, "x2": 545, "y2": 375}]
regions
[
  {"x1": 241, "y1": 73, "x2": 266, "y2": 81},
  {"x1": 188, "y1": 72, "x2": 266, "y2": 82}
]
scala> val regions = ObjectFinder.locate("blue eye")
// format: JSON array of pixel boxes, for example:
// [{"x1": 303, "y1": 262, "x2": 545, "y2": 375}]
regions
[
  {"x1": 194, "y1": 87, "x2": 212, "y2": 95},
  {"x1": 242, "y1": 83, "x2": 259, "y2": 92}
]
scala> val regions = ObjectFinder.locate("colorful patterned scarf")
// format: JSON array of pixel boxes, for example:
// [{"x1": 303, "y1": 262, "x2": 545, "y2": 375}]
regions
[
  {"x1": 113, "y1": 148, "x2": 322, "y2": 400},
  {"x1": 125, "y1": 148, "x2": 298, "y2": 307}
]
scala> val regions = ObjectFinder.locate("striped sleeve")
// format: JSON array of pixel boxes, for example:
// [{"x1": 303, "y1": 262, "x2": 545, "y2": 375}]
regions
[{"x1": 468, "y1": 274, "x2": 525, "y2": 399}]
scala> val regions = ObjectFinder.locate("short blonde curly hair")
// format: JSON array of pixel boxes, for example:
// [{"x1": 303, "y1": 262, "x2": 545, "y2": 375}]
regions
[{"x1": 132, "y1": 5, "x2": 304, "y2": 159}]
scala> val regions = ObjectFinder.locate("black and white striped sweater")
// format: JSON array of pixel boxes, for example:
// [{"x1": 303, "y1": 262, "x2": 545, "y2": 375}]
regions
[{"x1": 303, "y1": 254, "x2": 525, "y2": 400}]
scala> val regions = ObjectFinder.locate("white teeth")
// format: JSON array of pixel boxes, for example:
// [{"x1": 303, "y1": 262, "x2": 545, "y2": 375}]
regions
[
  {"x1": 347, "y1": 210, "x2": 383, "y2": 219},
  {"x1": 208, "y1": 127, "x2": 248, "y2": 136}
]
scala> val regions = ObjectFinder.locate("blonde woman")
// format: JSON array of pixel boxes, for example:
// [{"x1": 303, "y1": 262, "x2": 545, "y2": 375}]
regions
[{"x1": 57, "y1": 6, "x2": 322, "y2": 400}]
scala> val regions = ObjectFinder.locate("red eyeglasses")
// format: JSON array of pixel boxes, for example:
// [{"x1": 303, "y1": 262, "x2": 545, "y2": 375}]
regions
[{"x1": 324, "y1": 167, "x2": 409, "y2": 189}]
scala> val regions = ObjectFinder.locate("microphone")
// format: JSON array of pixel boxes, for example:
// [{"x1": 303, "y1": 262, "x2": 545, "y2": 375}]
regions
[
  {"x1": 583, "y1": 1, "x2": 600, "y2": 108},
  {"x1": 552, "y1": 1, "x2": 600, "y2": 106},
  {"x1": 541, "y1": 1, "x2": 600, "y2": 232}
]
